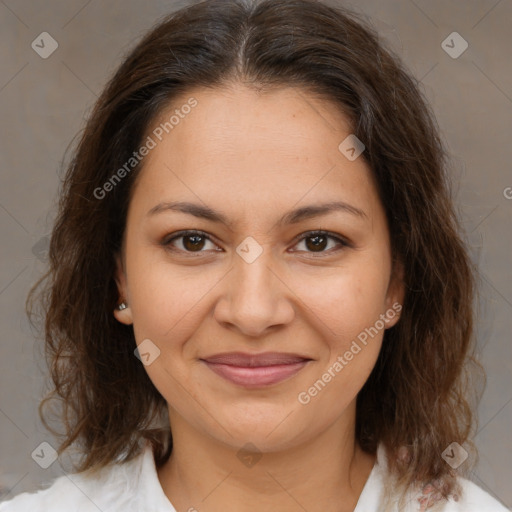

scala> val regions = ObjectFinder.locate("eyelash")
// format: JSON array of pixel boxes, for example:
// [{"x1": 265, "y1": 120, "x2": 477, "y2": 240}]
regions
[{"x1": 161, "y1": 229, "x2": 350, "y2": 257}]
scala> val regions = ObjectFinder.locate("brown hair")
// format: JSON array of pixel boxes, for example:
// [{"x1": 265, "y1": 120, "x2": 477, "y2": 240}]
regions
[{"x1": 27, "y1": 0, "x2": 482, "y2": 502}]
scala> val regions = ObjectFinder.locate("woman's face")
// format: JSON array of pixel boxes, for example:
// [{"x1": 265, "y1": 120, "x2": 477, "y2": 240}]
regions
[{"x1": 114, "y1": 83, "x2": 403, "y2": 452}]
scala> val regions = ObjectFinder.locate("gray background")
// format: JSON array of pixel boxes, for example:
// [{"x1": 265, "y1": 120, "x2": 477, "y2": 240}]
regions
[{"x1": 0, "y1": 0, "x2": 511, "y2": 508}]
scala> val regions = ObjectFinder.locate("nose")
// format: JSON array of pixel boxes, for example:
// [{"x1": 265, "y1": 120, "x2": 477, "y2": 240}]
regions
[{"x1": 213, "y1": 247, "x2": 295, "y2": 338}]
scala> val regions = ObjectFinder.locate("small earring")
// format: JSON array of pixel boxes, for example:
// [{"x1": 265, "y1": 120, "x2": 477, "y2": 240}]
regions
[{"x1": 117, "y1": 302, "x2": 128, "y2": 310}]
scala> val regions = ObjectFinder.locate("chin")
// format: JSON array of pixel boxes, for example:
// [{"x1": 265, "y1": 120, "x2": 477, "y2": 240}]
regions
[{"x1": 202, "y1": 405, "x2": 312, "y2": 451}]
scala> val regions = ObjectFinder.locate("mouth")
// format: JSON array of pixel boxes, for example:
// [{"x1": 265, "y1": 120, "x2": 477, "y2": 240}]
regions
[{"x1": 200, "y1": 352, "x2": 312, "y2": 388}]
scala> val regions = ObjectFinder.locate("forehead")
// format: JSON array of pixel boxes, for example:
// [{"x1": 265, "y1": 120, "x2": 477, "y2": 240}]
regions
[
  {"x1": 149, "y1": 83, "x2": 353, "y2": 163},
  {"x1": 130, "y1": 83, "x2": 379, "y2": 223}
]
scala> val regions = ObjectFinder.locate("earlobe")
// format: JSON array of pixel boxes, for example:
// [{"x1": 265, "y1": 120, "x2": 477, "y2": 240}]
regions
[{"x1": 113, "y1": 301, "x2": 133, "y2": 325}]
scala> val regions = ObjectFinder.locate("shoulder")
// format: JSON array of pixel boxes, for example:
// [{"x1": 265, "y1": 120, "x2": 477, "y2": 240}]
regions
[
  {"x1": 443, "y1": 476, "x2": 509, "y2": 512},
  {"x1": 387, "y1": 473, "x2": 508, "y2": 511},
  {"x1": 368, "y1": 445, "x2": 509, "y2": 512},
  {"x1": 0, "y1": 474, "x2": 78, "y2": 512},
  {"x1": 405, "y1": 471, "x2": 509, "y2": 511},
  {"x1": 0, "y1": 445, "x2": 151, "y2": 512}
]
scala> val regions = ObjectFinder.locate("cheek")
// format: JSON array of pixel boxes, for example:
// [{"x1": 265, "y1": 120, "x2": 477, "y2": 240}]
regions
[
  {"x1": 293, "y1": 265, "x2": 389, "y2": 416},
  {"x1": 127, "y1": 248, "x2": 214, "y2": 339},
  {"x1": 126, "y1": 257, "x2": 207, "y2": 404},
  {"x1": 288, "y1": 256, "x2": 391, "y2": 346}
]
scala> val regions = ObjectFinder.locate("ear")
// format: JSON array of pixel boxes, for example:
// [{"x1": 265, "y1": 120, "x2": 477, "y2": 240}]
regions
[
  {"x1": 384, "y1": 258, "x2": 405, "y2": 329},
  {"x1": 113, "y1": 252, "x2": 133, "y2": 325}
]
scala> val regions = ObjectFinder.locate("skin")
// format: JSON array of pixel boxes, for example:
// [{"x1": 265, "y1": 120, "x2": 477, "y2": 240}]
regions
[{"x1": 114, "y1": 83, "x2": 404, "y2": 512}]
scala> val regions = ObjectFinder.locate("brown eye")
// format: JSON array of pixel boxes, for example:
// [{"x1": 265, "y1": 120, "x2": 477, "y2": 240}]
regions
[
  {"x1": 304, "y1": 233, "x2": 328, "y2": 252},
  {"x1": 182, "y1": 234, "x2": 207, "y2": 251},
  {"x1": 292, "y1": 231, "x2": 348, "y2": 255},
  {"x1": 163, "y1": 230, "x2": 218, "y2": 253}
]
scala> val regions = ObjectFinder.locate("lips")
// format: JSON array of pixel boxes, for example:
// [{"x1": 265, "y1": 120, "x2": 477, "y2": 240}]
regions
[
  {"x1": 202, "y1": 352, "x2": 310, "y2": 366},
  {"x1": 201, "y1": 352, "x2": 312, "y2": 387}
]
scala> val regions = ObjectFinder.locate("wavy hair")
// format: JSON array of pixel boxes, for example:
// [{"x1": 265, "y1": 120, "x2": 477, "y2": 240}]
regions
[{"x1": 27, "y1": 0, "x2": 482, "y2": 503}]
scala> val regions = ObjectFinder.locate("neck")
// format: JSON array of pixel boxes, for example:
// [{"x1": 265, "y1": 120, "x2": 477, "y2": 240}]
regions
[{"x1": 157, "y1": 403, "x2": 376, "y2": 512}]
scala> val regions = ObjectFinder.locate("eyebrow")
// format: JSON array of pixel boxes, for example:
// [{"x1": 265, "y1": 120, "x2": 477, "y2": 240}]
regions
[{"x1": 146, "y1": 200, "x2": 367, "y2": 227}]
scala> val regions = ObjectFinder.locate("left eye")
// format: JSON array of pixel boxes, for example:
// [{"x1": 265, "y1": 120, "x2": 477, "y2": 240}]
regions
[
  {"x1": 162, "y1": 230, "x2": 348, "y2": 255},
  {"x1": 291, "y1": 231, "x2": 348, "y2": 254}
]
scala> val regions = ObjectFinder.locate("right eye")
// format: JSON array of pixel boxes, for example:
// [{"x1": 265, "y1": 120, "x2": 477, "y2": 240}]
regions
[{"x1": 161, "y1": 230, "x2": 221, "y2": 254}]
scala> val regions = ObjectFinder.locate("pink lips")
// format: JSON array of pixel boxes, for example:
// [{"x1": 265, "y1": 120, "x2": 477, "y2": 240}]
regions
[{"x1": 201, "y1": 352, "x2": 311, "y2": 388}]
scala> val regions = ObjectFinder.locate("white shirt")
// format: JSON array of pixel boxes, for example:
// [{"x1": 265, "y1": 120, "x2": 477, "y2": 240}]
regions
[{"x1": 0, "y1": 441, "x2": 508, "y2": 511}]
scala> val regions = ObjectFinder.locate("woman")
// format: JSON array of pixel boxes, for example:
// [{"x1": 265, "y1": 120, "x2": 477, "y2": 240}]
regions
[{"x1": 1, "y1": 0, "x2": 507, "y2": 510}]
